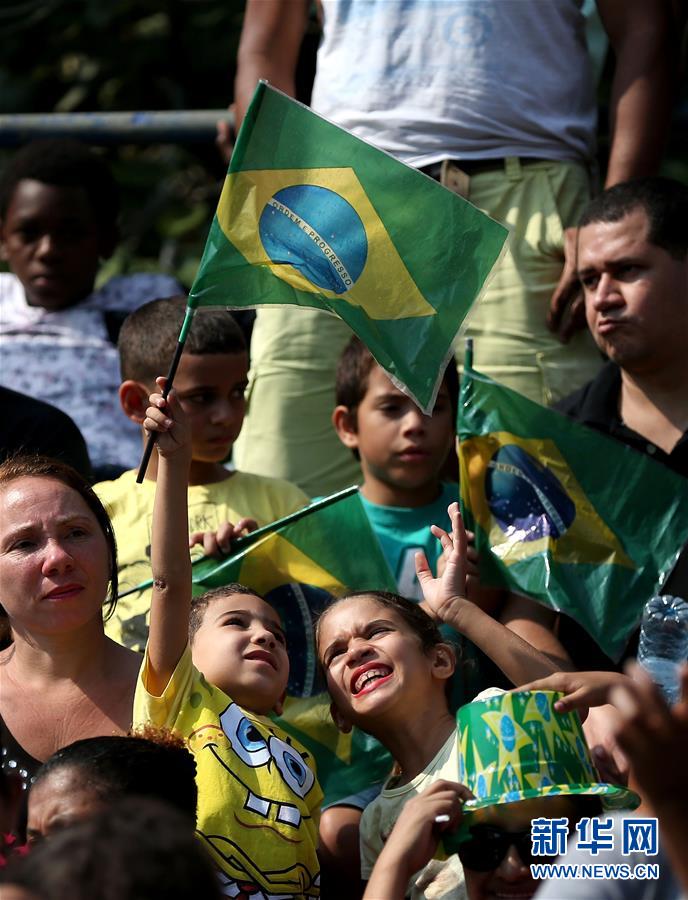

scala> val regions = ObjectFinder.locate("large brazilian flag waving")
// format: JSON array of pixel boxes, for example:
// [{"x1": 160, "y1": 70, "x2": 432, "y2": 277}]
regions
[
  {"x1": 458, "y1": 363, "x2": 688, "y2": 661},
  {"x1": 190, "y1": 487, "x2": 396, "y2": 806},
  {"x1": 189, "y1": 81, "x2": 508, "y2": 413}
]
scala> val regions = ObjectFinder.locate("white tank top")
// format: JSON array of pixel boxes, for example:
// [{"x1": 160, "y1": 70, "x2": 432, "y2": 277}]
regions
[{"x1": 311, "y1": 0, "x2": 596, "y2": 167}]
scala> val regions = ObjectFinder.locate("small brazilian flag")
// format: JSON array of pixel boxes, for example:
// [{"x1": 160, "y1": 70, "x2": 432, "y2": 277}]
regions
[
  {"x1": 189, "y1": 81, "x2": 508, "y2": 413},
  {"x1": 190, "y1": 487, "x2": 396, "y2": 805},
  {"x1": 458, "y1": 362, "x2": 688, "y2": 661}
]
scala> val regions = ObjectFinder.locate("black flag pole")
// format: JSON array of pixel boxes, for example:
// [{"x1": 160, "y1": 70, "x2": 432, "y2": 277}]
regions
[{"x1": 135, "y1": 304, "x2": 197, "y2": 484}]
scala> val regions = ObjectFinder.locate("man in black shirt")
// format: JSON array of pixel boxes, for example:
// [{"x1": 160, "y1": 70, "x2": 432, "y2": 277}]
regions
[
  {"x1": 556, "y1": 177, "x2": 688, "y2": 666},
  {"x1": 557, "y1": 177, "x2": 687, "y2": 477}
]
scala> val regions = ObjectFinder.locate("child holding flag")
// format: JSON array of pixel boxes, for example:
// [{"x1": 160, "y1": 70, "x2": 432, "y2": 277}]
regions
[
  {"x1": 96, "y1": 295, "x2": 308, "y2": 651},
  {"x1": 134, "y1": 378, "x2": 322, "y2": 898}
]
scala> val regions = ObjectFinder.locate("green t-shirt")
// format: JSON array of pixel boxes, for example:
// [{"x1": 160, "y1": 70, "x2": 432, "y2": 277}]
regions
[{"x1": 359, "y1": 482, "x2": 458, "y2": 601}]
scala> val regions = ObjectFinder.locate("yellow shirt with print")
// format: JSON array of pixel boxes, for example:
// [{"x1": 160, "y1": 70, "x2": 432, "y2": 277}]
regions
[
  {"x1": 134, "y1": 645, "x2": 322, "y2": 898},
  {"x1": 96, "y1": 469, "x2": 308, "y2": 650}
]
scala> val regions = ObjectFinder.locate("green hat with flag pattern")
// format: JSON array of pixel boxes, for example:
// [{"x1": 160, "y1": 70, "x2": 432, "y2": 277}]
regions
[{"x1": 457, "y1": 690, "x2": 639, "y2": 815}]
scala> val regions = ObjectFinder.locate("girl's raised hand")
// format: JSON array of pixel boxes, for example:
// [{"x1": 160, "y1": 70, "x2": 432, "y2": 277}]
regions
[
  {"x1": 143, "y1": 376, "x2": 192, "y2": 461},
  {"x1": 416, "y1": 502, "x2": 469, "y2": 623}
]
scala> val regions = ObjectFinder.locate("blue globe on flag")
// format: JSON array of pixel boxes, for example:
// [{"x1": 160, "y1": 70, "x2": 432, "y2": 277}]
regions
[
  {"x1": 485, "y1": 444, "x2": 576, "y2": 541},
  {"x1": 258, "y1": 184, "x2": 368, "y2": 294}
]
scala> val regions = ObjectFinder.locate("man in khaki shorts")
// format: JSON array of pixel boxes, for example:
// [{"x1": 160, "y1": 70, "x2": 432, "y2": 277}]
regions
[{"x1": 228, "y1": 0, "x2": 672, "y2": 498}]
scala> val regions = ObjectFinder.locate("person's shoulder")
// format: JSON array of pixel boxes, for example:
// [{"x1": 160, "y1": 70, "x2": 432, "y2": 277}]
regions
[
  {"x1": 89, "y1": 273, "x2": 183, "y2": 312},
  {"x1": 0, "y1": 387, "x2": 92, "y2": 477},
  {"x1": 554, "y1": 362, "x2": 620, "y2": 423},
  {"x1": 359, "y1": 785, "x2": 386, "y2": 831},
  {"x1": 471, "y1": 686, "x2": 507, "y2": 702},
  {"x1": 229, "y1": 471, "x2": 309, "y2": 507},
  {"x1": 553, "y1": 382, "x2": 594, "y2": 419},
  {"x1": 0, "y1": 273, "x2": 26, "y2": 309},
  {"x1": 94, "y1": 468, "x2": 141, "y2": 504},
  {"x1": 0, "y1": 272, "x2": 21, "y2": 292}
]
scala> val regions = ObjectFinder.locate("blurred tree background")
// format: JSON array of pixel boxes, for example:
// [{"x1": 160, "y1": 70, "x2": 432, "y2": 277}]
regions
[
  {"x1": 0, "y1": 0, "x2": 685, "y2": 289},
  {"x1": 0, "y1": 0, "x2": 319, "y2": 287}
]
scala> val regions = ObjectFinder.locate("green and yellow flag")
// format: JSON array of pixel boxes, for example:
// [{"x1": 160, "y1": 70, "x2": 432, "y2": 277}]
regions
[
  {"x1": 189, "y1": 487, "x2": 396, "y2": 805},
  {"x1": 189, "y1": 81, "x2": 508, "y2": 412},
  {"x1": 458, "y1": 363, "x2": 688, "y2": 661}
]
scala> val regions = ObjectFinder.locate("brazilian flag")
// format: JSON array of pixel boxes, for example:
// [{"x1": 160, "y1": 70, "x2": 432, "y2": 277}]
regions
[
  {"x1": 458, "y1": 363, "x2": 688, "y2": 661},
  {"x1": 189, "y1": 81, "x2": 508, "y2": 413},
  {"x1": 189, "y1": 487, "x2": 396, "y2": 806}
]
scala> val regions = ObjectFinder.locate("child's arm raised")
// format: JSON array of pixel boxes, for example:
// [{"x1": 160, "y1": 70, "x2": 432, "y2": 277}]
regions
[
  {"x1": 417, "y1": 503, "x2": 560, "y2": 686},
  {"x1": 144, "y1": 378, "x2": 193, "y2": 696}
]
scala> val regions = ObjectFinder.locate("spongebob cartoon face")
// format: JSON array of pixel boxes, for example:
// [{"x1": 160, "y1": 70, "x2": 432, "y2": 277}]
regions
[{"x1": 188, "y1": 701, "x2": 321, "y2": 898}]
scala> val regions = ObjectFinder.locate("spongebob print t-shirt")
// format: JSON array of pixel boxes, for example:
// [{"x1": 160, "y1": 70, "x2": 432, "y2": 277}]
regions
[{"x1": 134, "y1": 645, "x2": 322, "y2": 898}]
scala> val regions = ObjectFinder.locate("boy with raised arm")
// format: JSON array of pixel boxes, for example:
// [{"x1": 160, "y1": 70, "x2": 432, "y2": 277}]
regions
[
  {"x1": 135, "y1": 378, "x2": 322, "y2": 898},
  {"x1": 96, "y1": 295, "x2": 308, "y2": 651}
]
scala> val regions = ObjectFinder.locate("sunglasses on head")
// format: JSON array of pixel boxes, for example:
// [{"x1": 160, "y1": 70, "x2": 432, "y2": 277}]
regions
[{"x1": 457, "y1": 824, "x2": 542, "y2": 872}]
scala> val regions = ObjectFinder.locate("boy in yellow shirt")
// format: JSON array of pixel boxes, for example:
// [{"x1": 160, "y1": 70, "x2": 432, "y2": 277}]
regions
[
  {"x1": 96, "y1": 295, "x2": 308, "y2": 650},
  {"x1": 134, "y1": 376, "x2": 322, "y2": 897}
]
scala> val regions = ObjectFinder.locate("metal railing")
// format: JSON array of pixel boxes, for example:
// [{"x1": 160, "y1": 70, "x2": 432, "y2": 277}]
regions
[{"x1": 0, "y1": 110, "x2": 234, "y2": 146}]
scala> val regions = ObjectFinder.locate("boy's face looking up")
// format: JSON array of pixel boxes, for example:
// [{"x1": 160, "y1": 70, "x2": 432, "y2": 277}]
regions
[
  {"x1": 191, "y1": 592, "x2": 289, "y2": 716},
  {"x1": 334, "y1": 363, "x2": 454, "y2": 508},
  {"x1": 169, "y1": 351, "x2": 249, "y2": 466},
  {"x1": 0, "y1": 179, "x2": 114, "y2": 310}
]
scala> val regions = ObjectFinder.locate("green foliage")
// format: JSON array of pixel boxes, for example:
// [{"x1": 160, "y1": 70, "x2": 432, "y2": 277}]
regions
[
  {"x1": 0, "y1": 0, "x2": 249, "y2": 286},
  {"x1": 1, "y1": 0, "x2": 246, "y2": 114}
]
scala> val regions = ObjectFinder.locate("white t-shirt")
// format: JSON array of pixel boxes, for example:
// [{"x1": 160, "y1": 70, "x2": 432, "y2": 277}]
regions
[
  {"x1": 311, "y1": 0, "x2": 596, "y2": 167},
  {"x1": 360, "y1": 688, "x2": 504, "y2": 899},
  {"x1": 0, "y1": 272, "x2": 180, "y2": 471}
]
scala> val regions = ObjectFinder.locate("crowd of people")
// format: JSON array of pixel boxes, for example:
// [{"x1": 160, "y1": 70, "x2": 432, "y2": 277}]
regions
[{"x1": 1, "y1": 1, "x2": 687, "y2": 898}]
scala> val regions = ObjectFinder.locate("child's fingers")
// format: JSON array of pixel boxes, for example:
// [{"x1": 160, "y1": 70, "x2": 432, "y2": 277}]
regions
[
  {"x1": 232, "y1": 517, "x2": 258, "y2": 538},
  {"x1": 466, "y1": 544, "x2": 479, "y2": 563},
  {"x1": 189, "y1": 531, "x2": 205, "y2": 550},
  {"x1": 448, "y1": 503, "x2": 468, "y2": 559},
  {"x1": 590, "y1": 744, "x2": 626, "y2": 785},
  {"x1": 164, "y1": 388, "x2": 185, "y2": 416},
  {"x1": 554, "y1": 692, "x2": 591, "y2": 723},
  {"x1": 215, "y1": 522, "x2": 236, "y2": 554},
  {"x1": 415, "y1": 550, "x2": 433, "y2": 586},
  {"x1": 430, "y1": 524, "x2": 453, "y2": 556},
  {"x1": 144, "y1": 406, "x2": 174, "y2": 431}
]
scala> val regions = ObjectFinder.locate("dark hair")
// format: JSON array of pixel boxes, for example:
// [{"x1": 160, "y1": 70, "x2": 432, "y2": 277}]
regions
[
  {"x1": 316, "y1": 589, "x2": 446, "y2": 656},
  {"x1": 6, "y1": 798, "x2": 222, "y2": 900},
  {"x1": 0, "y1": 455, "x2": 118, "y2": 620},
  {"x1": 189, "y1": 582, "x2": 266, "y2": 643},
  {"x1": 118, "y1": 295, "x2": 247, "y2": 383},
  {"x1": 32, "y1": 728, "x2": 197, "y2": 825},
  {"x1": 0, "y1": 138, "x2": 119, "y2": 233},
  {"x1": 578, "y1": 176, "x2": 688, "y2": 260},
  {"x1": 335, "y1": 336, "x2": 459, "y2": 457}
]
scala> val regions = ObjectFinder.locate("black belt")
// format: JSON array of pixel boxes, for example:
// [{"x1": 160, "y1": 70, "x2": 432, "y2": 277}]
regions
[{"x1": 421, "y1": 158, "x2": 545, "y2": 180}]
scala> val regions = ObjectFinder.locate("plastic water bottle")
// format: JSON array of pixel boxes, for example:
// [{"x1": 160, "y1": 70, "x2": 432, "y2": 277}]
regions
[{"x1": 637, "y1": 595, "x2": 688, "y2": 705}]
